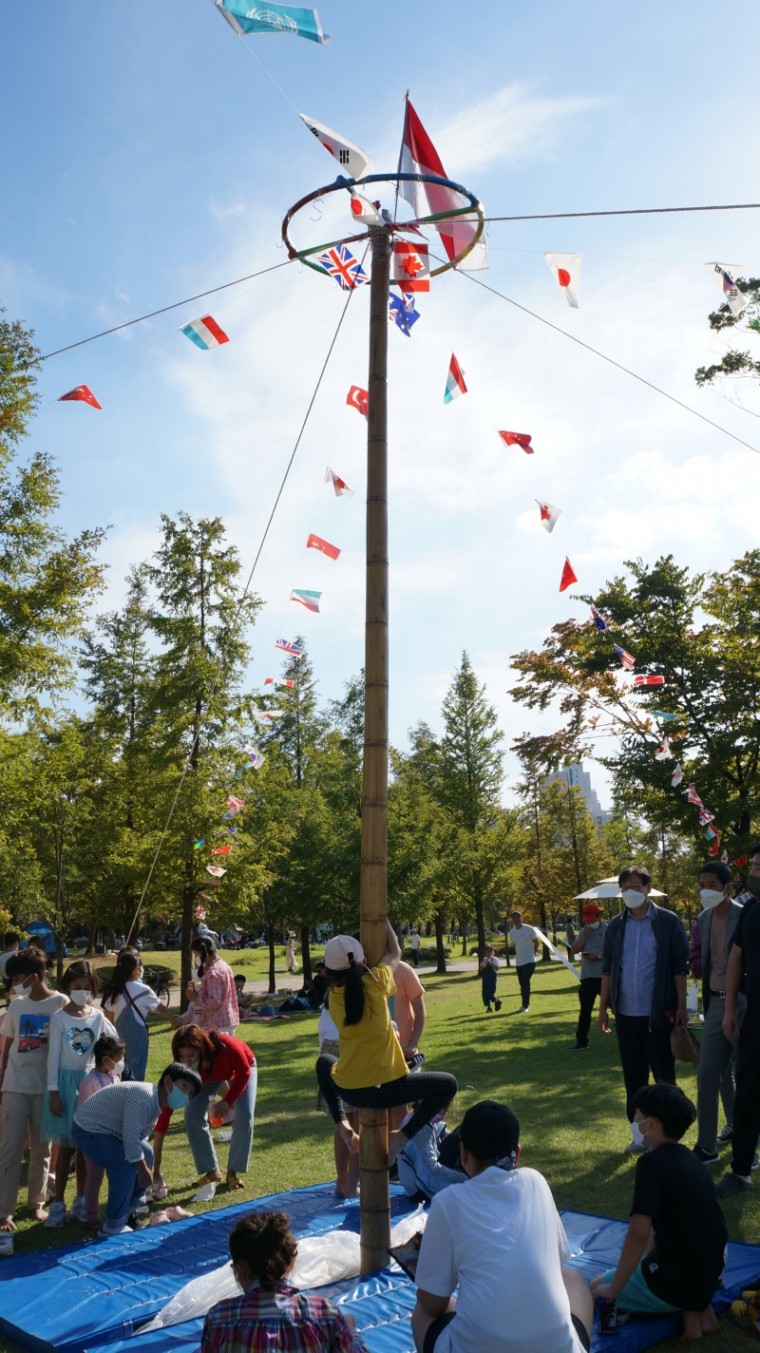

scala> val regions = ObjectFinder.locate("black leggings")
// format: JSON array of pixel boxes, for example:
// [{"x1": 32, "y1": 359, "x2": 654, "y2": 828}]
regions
[{"x1": 315, "y1": 1055, "x2": 457, "y2": 1141}]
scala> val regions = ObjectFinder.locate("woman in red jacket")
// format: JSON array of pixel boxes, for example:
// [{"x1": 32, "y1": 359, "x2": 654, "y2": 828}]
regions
[{"x1": 152, "y1": 1025, "x2": 256, "y2": 1192}]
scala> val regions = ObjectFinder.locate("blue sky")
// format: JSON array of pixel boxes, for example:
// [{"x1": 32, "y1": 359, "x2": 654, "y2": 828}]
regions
[{"x1": 3, "y1": 1, "x2": 760, "y2": 806}]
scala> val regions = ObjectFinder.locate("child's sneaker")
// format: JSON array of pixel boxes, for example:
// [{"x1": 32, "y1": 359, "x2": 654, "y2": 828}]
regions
[
  {"x1": 98, "y1": 1222, "x2": 133, "y2": 1237},
  {"x1": 0, "y1": 1233, "x2": 14, "y2": 1258},
  {"x1": 70, "y1": 1196, "x2": 88, "y2": 1223},
  {"x1": 730, "y1": 1298, "x2": 759, "y2": 1328},
  {"x1": 44, "y1": 1201, "x2": 68, "y2": 1228}
]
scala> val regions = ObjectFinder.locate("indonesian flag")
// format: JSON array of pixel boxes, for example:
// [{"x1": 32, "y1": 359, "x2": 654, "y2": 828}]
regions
[
  {"x1": 499, "y1": 430, "x2": 533, "y2": 453},
  {"x1": 58, "y1": 384, "x2": 102, "y2": 409},
  {"x1": 180, "y1": 315, "x2": 230, "y2": 349},
  {"x1": 559, "y1": 557, "x2": 577, "y2": 592},
  {"x1": 536, "y1": 500, "x2": 561, "y2": 533},
  {"x1": 444, "y1": 353, "x2": 467, "y2": 403},
  {"x1": 633, "y1": 674, "x2": 665, "y2": 687},
  {"x1": 398, "y1": 98, "x2": 488, "y2": 271},
  {"x1": 325, "y1": 466, "x2": 354, "y2": 496},
  {"x1": 393, "y1": 240, "x2": 430, "y2": 292},
  {"x1": 614, "y1": 645, "x2": 636, "y2": 671},
  {"x1": 306, "y1": 532, "x2": 341, "y2": 560},
  {"x1": 346, "y1": 385, "x2": 368, "y2": 417},
  {"x1": 299, "y1": 113, "x2": 372, "y2": 180},
  {"x1": 545, "y1": 253, "x2": 581, "y2": 308}
]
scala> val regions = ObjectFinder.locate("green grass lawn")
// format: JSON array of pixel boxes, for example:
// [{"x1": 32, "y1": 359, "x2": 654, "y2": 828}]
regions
[{"x1": 2, "y1": 961, "x2": 757, "y2": 1351}]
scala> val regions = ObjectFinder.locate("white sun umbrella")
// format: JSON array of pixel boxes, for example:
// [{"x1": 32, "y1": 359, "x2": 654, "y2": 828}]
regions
[{"x1": 574, "y1": 877, "x2": 666, "y2": 901}]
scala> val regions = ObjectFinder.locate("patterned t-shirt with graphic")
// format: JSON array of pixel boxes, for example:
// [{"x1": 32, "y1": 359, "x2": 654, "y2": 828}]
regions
[
  {"x1": 46, "y1": 1008, "x2": 118, "y2": 1091},
  {"x1": 1, "y1": 993, "x2": 67, "y2": 1094}
]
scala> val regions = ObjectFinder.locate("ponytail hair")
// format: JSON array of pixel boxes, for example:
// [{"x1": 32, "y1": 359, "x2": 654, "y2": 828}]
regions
[
  {"x1": 101, "y1": 952, "x2": 140, "y2": 1007},
  {"x1": 327, "y1": 954, "x2": 366, "y2": 1025},
  {"x1": 192, "y1": 936, "x2": 216, "y2": 976}
]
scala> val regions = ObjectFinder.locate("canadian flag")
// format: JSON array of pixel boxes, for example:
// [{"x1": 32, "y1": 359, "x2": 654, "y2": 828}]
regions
[
  {"x1": 393, "y1": 240, "x2": 430, "y2": 292},
  {"x1": 535, "y1": 500, "x2": 561, "y2": 533},
  {"x1": 545, "y1": 253, "x2": 581, "y2": 308}
]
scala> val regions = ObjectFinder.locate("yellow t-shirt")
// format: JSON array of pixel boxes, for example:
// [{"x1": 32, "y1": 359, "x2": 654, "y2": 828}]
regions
[{"x1": 330, "y1": 964, "x2": 408, "y2": 1090}]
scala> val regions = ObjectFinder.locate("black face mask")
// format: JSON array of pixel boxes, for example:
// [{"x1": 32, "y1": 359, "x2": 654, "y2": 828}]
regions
[{"x1": 746, "y1": 875, "x2": 760, "y2": 898}]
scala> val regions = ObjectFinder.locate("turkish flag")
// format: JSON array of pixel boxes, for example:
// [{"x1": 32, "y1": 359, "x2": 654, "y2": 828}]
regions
[
  {"x1": 559, "y1": 558, "x2": 578, "y2": 592},
  {"x1": 346, "y1": 385, "x2": 368, "y2": 417}
]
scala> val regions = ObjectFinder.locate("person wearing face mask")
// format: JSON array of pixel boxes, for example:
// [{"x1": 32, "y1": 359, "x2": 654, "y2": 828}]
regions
[
  {"x1": 0, "y1": 951, "x2": 66, "y2": 1246},
  {"x1": 569, "y1": 903, "x2": 607, "y2": 1050},
  {"x1": 76, "y1": 1034, "x2": 126, "y2": 1227},
  {"x1": 687, "y1": 862, "x2": 745, "y2": 1166},
  {"x1": 599, "y1": 866, "x2": 689, "y2": 1146},
  {"x1": 718, "y1": 843, "x2": 760, "y2": 1196},
  {"x1": 72, "y1": 1061, "x2": 202, "y2": 1235},
  {"x1": 41, "y1": 961, "x2": 118, "y2": 1227}
]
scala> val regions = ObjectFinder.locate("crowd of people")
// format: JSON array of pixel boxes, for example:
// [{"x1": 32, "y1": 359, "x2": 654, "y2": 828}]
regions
[{"x1": 0, "y1": 849, "x2": 757, "y2": 1348}]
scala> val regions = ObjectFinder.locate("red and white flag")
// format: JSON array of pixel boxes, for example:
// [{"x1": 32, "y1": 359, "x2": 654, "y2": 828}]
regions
[
  {"x1": 654, "y1": 740, "x2": 672, "y2": 761},
  {"x1": 264, "y1": 677, "x2": 296, "y2": 688},
  {"x1": 559, "y1": 558, "x2": 578, "y2": 592},
  {"x1": 536, "y1": 500, "x2": 561, "y2": 533},
  {"x1": 499, "y1": 430, "x2": 533, "y2": 453},
  {"x1": 633, "y1": 674, "x2": 665, "y2": 687},
  {"x1": 349, "y1": 192, "x2": 383, "y2": 226},
  {"x1": 671, "y1": 765, "x2": 683, "y2": 787},
  {"x1": 306, "y1": 532, "x2": 341, "y2": 561},
  {"x1": 58, "y1": 384, "x2": 102, "y2": 410},
  {"x1": 545, "y1": 253, "x2": 581, "y2": 308},
  {"x1": 393, "y1": 240, "x2": 430, "y2": 292},
  {"x1": 346, "y1": 385, "x2": 368, "y2": 417},
  {"x1": 398, "y1": 98, "x2": 487, "y2": 271},
  {"x1": 325, "y1": 466, "x2": 354, "y2": 497}
]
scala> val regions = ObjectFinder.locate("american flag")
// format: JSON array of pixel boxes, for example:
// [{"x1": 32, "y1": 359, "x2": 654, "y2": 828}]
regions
[
  {"x1": 276, "y1": 638, "x2": 303, "y2": 658},
  {"x1": 316, "y1": 244, "x2": 368, "y2": 290},
  {"x1": 614, "y1": 644, "x2": 635, "y2": 671}
]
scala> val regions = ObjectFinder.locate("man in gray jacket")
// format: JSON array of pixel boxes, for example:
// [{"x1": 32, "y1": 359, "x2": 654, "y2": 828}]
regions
[
  {"x1": 599, "y1": 865, "x2": 689, "y2": 1147},
  {"x1": 689, "y1": 861, "x2": 744, "y2": 1165}
]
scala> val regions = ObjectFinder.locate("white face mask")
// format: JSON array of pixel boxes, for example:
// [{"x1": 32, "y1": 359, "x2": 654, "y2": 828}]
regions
[
  {"x1": 699, "y1": 888, "x2": 725, "y2": 910},
  {"x1": 110, "y1": 1060, "x2": 125, "y2": 1076},
  {"x1": 587, "y1": 920, "x2": 600, "y2": 930},
  {"x1": 630, "y1": 1119, "x2": 645, "y2": 1147},
  {"x1": 69, "y1": 988, "x2": 92, "y2": 1006},
  {"x1": 622, "y1": 889, "x2": 647, "y2": 909},
  {"x1": 11, "y1": 982, "x2": 30, "y2": 997}
]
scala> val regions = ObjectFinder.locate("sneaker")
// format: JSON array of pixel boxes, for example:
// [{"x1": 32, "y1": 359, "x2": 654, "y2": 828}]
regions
[
  {"x1": 70, "y1": 1195, "x2": 87, "y2": 1223},
  {"x1": 570, "y1": 1041, "x2": 588, "y2": 1051},
  {"x1": 494, "y1": 999, "x2": 502, "y2": 1011},
  {"x1": 717, "y1": 1171, "x2": 753, "y2": 1196},
  {"x1": 718, "y1": 1125, "x2": 733, "y2": 1143},
  {"x1": 0, "y1": 1233, "x2": 14, "y2": 1258},
  {"x1": 518, "y1": 1005, "x2": 530, "y2": 1013},
  {"x1": 98, "y1": 1222, "x2": 133, "y2": 1237},
  {"x1": 693, "y1": 1145, "x2": 720, "y2": 1166},
  {"x1": 44, "y1": 1201, "x2": 68, "y2": 1229},
  {"x1": 730, "y1": 1298, "x2": 759, "y2": 1328}
]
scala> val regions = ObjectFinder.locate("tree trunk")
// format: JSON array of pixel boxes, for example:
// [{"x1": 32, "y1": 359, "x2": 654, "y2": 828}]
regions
[
  {"x1": 538, "y1": 896, "x2": 551, "y2": 962},
  {"x1": 267, "y1": 922, "x2": 277, "y2": 995},
  {"x1": 180, "y1": 863, "x2": 195, "y2": 1010},
  {"x1": 300, "y1": 923, "x2": 312, "y2": 982},
  {"x1": 434, "y1": 909, "x2": 447, "y2": 974},
  {"x1": 459, "y1": 914, "x2": 468, "y2": 957}
]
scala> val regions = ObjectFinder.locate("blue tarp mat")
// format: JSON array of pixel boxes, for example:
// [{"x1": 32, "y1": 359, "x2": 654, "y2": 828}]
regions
[{"x1": 1, "y1": 1190, "x2": 758, "y2": 1353}]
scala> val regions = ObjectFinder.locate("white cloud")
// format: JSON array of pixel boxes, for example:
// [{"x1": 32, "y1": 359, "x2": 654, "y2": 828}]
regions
[{"x1": 434, "y1": 83, "x2": 603, "y2": 176}]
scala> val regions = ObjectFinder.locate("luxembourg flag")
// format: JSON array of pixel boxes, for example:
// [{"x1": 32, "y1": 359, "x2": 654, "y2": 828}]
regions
[
  {"x1": 444, "y1": 353, "x2": 467, "y2": 403},
  {"x1": 180, "y1": 315, "x2": 230, "y2": 350}
]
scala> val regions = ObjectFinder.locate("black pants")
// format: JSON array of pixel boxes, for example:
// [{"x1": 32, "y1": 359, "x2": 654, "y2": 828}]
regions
[
  {"x1": 731, "y1": 1010, "x2": 760, "y2": 1177},
  {"x1": 315, "y1": 1055, "x2": 457, "y2": 1141},
  {"x1": 575, "y1": 978, "x2": 602, "y2": 1046},
  {"x1": 517, "y1": 962, "x2": 535, "y2": 1007},
  {"x1": 614, "y1": 1013, "x2": 676, "y2": 1120}
]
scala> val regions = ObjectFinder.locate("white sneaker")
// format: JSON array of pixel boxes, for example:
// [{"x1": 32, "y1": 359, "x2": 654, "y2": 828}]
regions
[
  {"x1": 518, "y1": 1005, "x2": 530, "y2": 1013},
  {"x1": 71, "y1": 1195, "x2": 88, "y2": 1223},
  {"x1": 98, "y1": 1222, "x2": 133, "y2": 1237},
  {"x1": 44, "y1": 1201, "x2": 68, "y2": 1228},
  {"x1": 0, "y1": 1233, "x2": 14, "y2": 1258}
]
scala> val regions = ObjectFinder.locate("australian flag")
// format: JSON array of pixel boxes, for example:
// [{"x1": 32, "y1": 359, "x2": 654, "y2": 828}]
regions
[
  {"x1": 316, "y1": 244, "x2": 368, "y2": 290},
  {"x1": 389, "y1": 293, "x2": 420, "y2": 337},
  {"x1": 590, "y1": 605, "x2": 607, "y2": 632}
]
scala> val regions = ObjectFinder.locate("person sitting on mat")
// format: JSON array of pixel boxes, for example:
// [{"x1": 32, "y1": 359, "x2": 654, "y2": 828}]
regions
[
  {"x1": 590, "y1": 1082, "x2": 728, "y2": 1341},
  {"x1": 315, "y1": 923, "x2": 457, "y2": 1162},
  {"x1": 201, "y1": 1210, "x2": 369, "y2": 1352},
  {"x1": 412, "y1": 1099, "x2": 593, "y2": 1353}
]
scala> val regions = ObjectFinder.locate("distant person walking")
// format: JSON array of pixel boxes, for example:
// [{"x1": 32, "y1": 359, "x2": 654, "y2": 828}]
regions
[
  {"x1": 479, "y1": 946, "x2": 501, "y2": 1014},
  {"x1": 409, "y1": 927, "x2": 421, "y2": 968},
  {"x1": 570, "y1": 903, "x2": 607, "y2": 1049},
  {"x1": 508, "y1": 912, "x2": 539, "y2": 1012}
]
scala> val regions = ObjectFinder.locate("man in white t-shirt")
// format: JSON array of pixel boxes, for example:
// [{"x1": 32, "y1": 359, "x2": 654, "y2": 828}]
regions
[
  {"x1": 412, "y1": 1100, "x2": 592, "y2": 1353},
  {"x1": 509, "y1": 911, "x2": 539, "y2": 1012},
  {"x1": 409, "y1": 927, "x2": 421, "y2": 968}
]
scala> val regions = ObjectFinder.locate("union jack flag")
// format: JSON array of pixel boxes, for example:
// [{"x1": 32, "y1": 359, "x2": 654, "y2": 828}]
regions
[
  {"x1": 316, "y1": 244, "x2": 368, "y2": 291},
  {"x1": 276, "y1": 638, "x2": 303, "y2": 658}
]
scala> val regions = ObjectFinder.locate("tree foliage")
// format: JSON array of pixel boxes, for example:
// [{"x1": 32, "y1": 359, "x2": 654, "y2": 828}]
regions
[{"x1": 694, "y1": 277, "x2": 760, "y2": 387}]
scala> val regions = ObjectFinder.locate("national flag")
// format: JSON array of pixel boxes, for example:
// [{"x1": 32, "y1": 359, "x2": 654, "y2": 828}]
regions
[
  {"x1": 254, "y1": 709, "x2": 285, "y2": 722},
  {"x1": 227, "y1": 796, "x2": 245, "y2": 812},
  {"x1": 671, "y1": 765, "x2": 683, "y2": 787},
  {"x1": 705, "y1": 824, "x2": 718, "y2": 841},
  {"x1": 499, "y1": 430, "x2": 533, "y2": 453},
  {"x1": 299, "y1": 113, "x2": 371, "y2": 178},
  {"x1": 709, "y1": 262, "x2": 747, "y2": 318},
  {"x1": 195, "y1": 905, "x2": 206, "y2": 920},
  {"x1": 325, "y1": 466, "x2": 354, "y2": 496},
  {"x1": 389, "y1": 293, "x2": 420, "y2": 336},
  {"x1": 180, "y1": 314, "x2": 230, "y2": 350},
  {"x1": 633, "y1": 674, "x2": 665, "y2": 686},
  {"x1": 244, "y1": 746, "x2": 266, "y2": 769},
  {"x1": 614, "y1": 645, "x2": 636, "y2": 671},
  {"x1": 58, "y1": 384, "x2": 102, "y2": 410},
  {"x1": 444, "y1": 353, "x2": 467, "y2": 403},
  {"x1": 536, "y1": 500, "x2": 561, "y2": 533},
  {"x1": 316, "y1": 244, "x2": 367, "y2": 290},
  {"x1": 349, "y1": 192, "x2": 382, "y2": 226},
  {"x1": 398, "y1": 98, "x2": 488, "y2": 271},
  {"x1": 346, "y1": 386, "x2": 368, "y2": 417},
  {"x1": 720, "y1": 849, "x2": 729, "y2": 863},
  {"x1": 559, "y1": 558, "x2": 577, "y2": 592},
  {"x1": 264, "y1": 677, "x2": 296, "y2": 688},
  {"x1": 653, "y1": 711, "x2": 678, "y2": 721},
  {"x1": 590, "y1": 605, "x2": 607, "y2": 632},
  {"x1": 206, "y1": 864, "x2": 226, "y2": 878},
  {"x1": 698, "y1": 809, "x2": 715, "y2": 826},
  {"x1": 306, "y1": 533, "x2": 340, "y2": 560},
  {"x1": 393, "y1": 240, "x2": 430, "y2": 293},
  {"x1": 685, "y1": 784, "x2": 704, "y2": 807},
  {"x1": 545, "y1": 253, "x2": 581, "y2": 308},
  {"x1": 210, "y1": 845, "x2": 232, "y2": 856},
  {"x1": 215, "y1": 0, "x2": 330, "y2": 43},
  {"x1": 290, "y1": 588, "x2": 321, "y2": 612},
  {"x1": 708, "y1": 835, "x2": 721, "y2": 858},
  {"x1": 654, "y1": 740, "x2": 672, "y2": 760},
  {"x1": 732, "y1": 854, "x2": 748, "y2": 867},
  {"x1": 193, "y1": 839, "x2": 205, "y2": 850},
  {"x1": 276, "y1": 638, "x2": 303, "y2": 657}
]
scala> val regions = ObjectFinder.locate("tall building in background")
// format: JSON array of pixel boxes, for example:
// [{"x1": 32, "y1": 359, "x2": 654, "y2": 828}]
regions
[{"x1": 544, "y1": 763, "x2": 611, "y2": 826}]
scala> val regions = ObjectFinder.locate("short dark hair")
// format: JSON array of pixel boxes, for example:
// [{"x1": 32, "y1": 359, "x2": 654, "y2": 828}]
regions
[
  {"x1": 93, "y1": 1034, "x2": 125, "y2": 1066},
  {"x1": 160, "y1": 1062, "x2": 203, "y2": 1095},
  {"x1": 233, "y1": 972, "x2": 246, "y2": 983},
  {"x1": 7, "y1": 951, "x2": 47, "y2": 981},
  {"x1": 229, "y1": 1211, "x2": 297, "y2": 1289},
  {"x1": 3, "y1": 932, "x2": 19, "y2": 948},
  {"x1": 698, "y1": 862, "x2": 731, "y2": 886},
  {"x1": 633, "y1": 1082, "x2": 695, "y2": 1140},
  {"x1": 460, "y1": 1099, "x2": 520, "y2": 1161},
  {"x1": 618, "y1": 865, "x2": 652, "y2": 887}
]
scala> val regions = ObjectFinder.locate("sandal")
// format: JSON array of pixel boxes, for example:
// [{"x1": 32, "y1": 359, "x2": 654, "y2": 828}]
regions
[{"x1": 225, "y1": 1172, "x2": 245, "y2": 1191}]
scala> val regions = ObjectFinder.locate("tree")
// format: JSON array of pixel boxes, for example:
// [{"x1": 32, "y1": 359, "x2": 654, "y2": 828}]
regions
[
  {"x1": 510, "y1": 552, "x2": 760, "y2": 860},
  {"x1": 694, "y1": 277, "x2": 760, "y2": 388}
]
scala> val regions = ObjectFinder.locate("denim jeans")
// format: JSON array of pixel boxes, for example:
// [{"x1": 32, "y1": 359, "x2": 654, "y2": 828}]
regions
[
  {"x1": 71, "y1": 1122, "x2": 153, "y2": 1229},
  {"x1": 184, "y1": 1067, "x2": 258, "y2": 1175}
]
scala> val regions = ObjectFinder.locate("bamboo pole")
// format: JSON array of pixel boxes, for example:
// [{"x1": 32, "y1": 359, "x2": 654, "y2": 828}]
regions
[{"x1": 359, "y1": 225, "x2": 392, "y2": 1274}]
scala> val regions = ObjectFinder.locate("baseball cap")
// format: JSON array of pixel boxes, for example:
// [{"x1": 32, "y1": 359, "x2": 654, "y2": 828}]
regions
[
  {"x1": 323, "y1": 935, "x2": 365, "y2": 971},
  {"x1": 582, "y1": 902, "x2": 601, "y2": 920},
  {"x1": 460, "y1": 1100, "x2": 520, "y2": 1160},
  {"x1": 510, "y1": 910, "x2": 522, "y2": 919}
]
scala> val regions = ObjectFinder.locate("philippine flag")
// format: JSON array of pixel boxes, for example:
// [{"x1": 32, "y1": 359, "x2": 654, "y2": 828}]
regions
[
  {"x1": 180, "y1": 315, "x2": 230, "y2": 350},
  {"x1": 444, "y1": 354, "x2": 467, "y2": 403},
  {"x1": 545, "y1": 253, "x2": 581, "y2": 308}
]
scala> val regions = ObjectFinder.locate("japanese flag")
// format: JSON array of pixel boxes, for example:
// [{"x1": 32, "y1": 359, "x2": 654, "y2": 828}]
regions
[{"x1": 545, "y1": 252, "x2": 581, "y2": 308}]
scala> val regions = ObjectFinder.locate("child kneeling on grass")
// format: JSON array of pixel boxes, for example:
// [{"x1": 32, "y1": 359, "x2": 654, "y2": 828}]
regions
[{"x1": 590, "y1": 1082, "x2": 728, "y2": 1341}]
